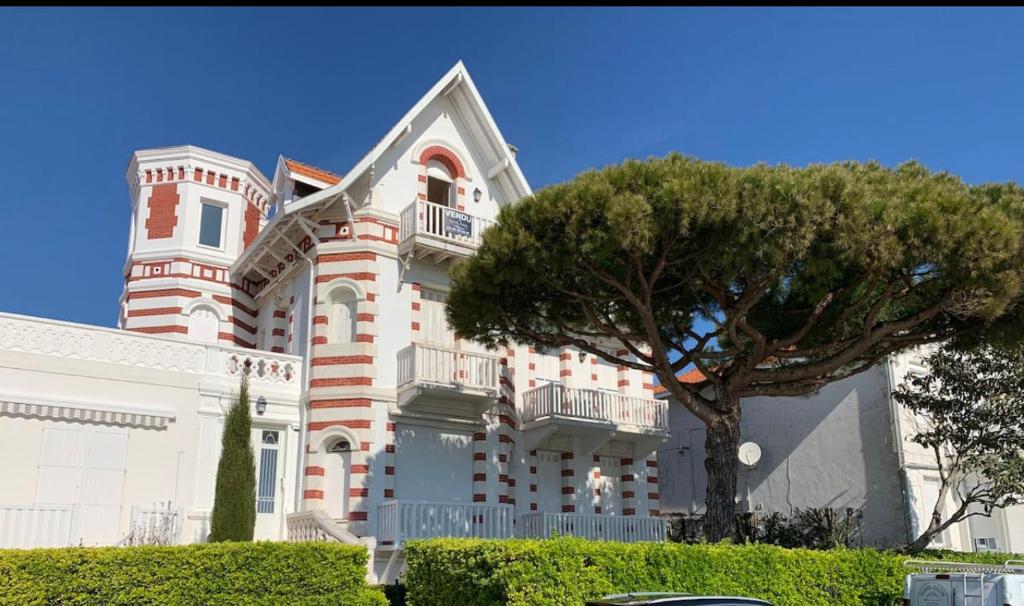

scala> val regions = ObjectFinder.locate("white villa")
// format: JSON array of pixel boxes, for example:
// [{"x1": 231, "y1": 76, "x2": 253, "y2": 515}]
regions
[{"x1": 0, "y1": 62, "x2": 668, "y2": 581}]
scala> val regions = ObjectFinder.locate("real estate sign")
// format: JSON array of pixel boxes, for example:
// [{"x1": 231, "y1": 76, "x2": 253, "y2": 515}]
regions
[{"x1": 444, "y1": 209, "x2": 472, "y2": 238}]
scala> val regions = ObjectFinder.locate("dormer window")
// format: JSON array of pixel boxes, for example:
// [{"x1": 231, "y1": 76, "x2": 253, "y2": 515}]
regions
[
  {"x1": 426, "y1": 159, "x2": 455, "y2": 208},
  {"x1": 293, "y1": 180, "x2": 320, "y2": 201}
]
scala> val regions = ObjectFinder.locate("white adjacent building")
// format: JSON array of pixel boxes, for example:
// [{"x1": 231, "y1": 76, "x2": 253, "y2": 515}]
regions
[
  {"x1": 0, "y1": 62, "x2": 668, "y2": 581},
  {"x1": 658, "y1": 351, "x2": 1024, "y2": 553}
]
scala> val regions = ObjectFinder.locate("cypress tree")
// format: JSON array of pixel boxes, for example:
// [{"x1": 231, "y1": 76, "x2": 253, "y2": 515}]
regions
[{"x1": 208, "y1": 374, "x2": 256, "y2": 542}]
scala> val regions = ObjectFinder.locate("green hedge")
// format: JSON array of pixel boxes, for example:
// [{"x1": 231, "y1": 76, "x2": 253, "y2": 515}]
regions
[
  {"x1": 404, "y1": 539, "x2": 1024, "y2": 606},
  {"x1": 0, "y1": 541, "x2": 387, "y2": 606}
]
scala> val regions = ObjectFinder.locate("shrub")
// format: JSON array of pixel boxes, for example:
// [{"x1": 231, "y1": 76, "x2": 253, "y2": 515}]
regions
[
  {"x1": 0, "y1": 541, "x2": 386, "y2": 606},
  {"x1": 209, "y1": 375, "x2": 257, "y2": 542}
]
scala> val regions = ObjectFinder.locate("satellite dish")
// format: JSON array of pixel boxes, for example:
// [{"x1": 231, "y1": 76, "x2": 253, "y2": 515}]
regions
[{"x1": 738, "y1": 442, "x2": 762, "y2": 468}]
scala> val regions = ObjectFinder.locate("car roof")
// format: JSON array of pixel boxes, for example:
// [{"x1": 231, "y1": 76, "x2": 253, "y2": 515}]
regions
[{"x1": 586, "y1": 593, "x2": 773, "y2": 606}]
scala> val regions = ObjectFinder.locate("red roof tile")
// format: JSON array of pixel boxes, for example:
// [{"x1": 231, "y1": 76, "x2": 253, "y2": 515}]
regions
[
  {"x1": 652, "y1": 368, "x2": 706, "y2": 395},
  {"x1": 284, "y1": 158, "x2": 341, "y2": 186}
]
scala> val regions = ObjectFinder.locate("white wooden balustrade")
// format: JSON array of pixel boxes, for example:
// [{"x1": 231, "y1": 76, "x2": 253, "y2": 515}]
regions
[
  {"x1": 399, "y1": 199, "x2": 494, "y2": 251},
  {"x1": 397, "y1": 343, "x2": 499, "y2": 393},
  {"x1": 521, "y1": 383, "x2": 669, "y2": 430},
  {"x1": 0, "y1": 505, "x2": 77, "y2": 548},
  {"x1": 519, "y1": 512, "x2": 666, "y2": 543},
  {"x1": 377, "y1": 500, "x2": 514, "y2": 547}
]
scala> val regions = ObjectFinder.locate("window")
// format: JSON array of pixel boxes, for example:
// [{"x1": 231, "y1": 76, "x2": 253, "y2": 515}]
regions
[
  {"x1": 426, "y1": 159, "x2": 454, "y2": 207},
  {"x1": 974, "y1": 537, "x2": 999, "y2": 552},
  {"x1": 257, "y1": 430, "x2": 279, "y2": 514},
  {"x1": 293, "y1": 180, "x2": 319, "y2": 200},
  {"x1": 328, "y1": 440, "x2": 351, "y2": 453},
  {"x1": 199, "y1": 202, "x2": 225, "y2": 248},
  {"x1": 329, "y1": 288, "x2": 358, "y2": 344}
]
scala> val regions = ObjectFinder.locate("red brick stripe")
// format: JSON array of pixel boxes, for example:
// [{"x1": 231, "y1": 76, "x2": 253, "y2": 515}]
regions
[
  {"x1": 309, "y1": 399, "x2": 373, "y2": 409},
  {"x1": 311, "y1": 356, "x2": 374, "y2": 366}
]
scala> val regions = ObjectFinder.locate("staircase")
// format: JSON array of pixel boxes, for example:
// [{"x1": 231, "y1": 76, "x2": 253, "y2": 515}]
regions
[{"x1": 285, "y1": 510, "x2": 365, "y2": 545}]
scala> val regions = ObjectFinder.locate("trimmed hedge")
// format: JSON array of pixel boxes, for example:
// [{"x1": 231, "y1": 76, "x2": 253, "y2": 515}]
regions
[
  {"x1": 404, "y1": 539, "x2": 1024, "y2": 606},
  {"x1": 0, "y1": 541, "x2": 386, "y2": 606}
]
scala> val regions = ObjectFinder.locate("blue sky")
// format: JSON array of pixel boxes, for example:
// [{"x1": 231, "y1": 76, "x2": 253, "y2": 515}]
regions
[{"x1": 1, "y1": 7, "x2": 1023, "y2": 327}]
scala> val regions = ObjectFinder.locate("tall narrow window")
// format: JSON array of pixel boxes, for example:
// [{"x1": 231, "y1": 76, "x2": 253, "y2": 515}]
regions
[
  {"x1": 257, "y1": 430, "x2": 279, "y2": 514},
  {"x1": 199, "y1": 202, "x2": 225, "y2": 248}
]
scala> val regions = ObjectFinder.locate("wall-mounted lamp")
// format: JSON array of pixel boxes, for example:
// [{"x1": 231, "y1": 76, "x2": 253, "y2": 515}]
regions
[
  {"x1": 473, "y1": 188, "x2": 482, "y2": 203},
  {"x1": 255, "y1": 396, "x2": 267, "y2": 416},
  {"x1": 577, "y1": 351, "x2": 587, "y2": 363}
]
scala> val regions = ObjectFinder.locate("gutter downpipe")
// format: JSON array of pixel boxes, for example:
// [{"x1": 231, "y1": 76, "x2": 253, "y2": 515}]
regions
[{"x1": 884, "y1": 355, "x2": 915, "y2": 545}]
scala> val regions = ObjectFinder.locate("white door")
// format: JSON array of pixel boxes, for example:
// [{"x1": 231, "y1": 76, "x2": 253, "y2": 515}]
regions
[
  {"x1": 324, "y1": 441, "x2": 351, "y2": 519},
  {"x1": 254, "y1": 429, "x2": 282, "y2": 538},
  {"x1": 35, "y1": 424, "x2": 128, "y2": 545},
  {"x1": 537, "y1": 451, "x2": 562, "y2": 513},
  {"x1": 600, "y1": 457, "x2": 622, "y2": 516}
]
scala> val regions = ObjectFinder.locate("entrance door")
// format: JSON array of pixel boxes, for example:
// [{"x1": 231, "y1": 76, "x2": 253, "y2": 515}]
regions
[
  {"x1": 254, "y1": 429, "x2": 282, "y2": 539},
  {"x1": 324, "y1": 440, "x2": 351, "y2": 519}
]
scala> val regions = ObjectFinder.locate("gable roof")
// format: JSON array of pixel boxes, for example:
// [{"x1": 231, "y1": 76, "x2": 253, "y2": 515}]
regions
[
  {"x1": 283, "y1": 158, "x2": 341, "y2": 186},
  {"x1": 235, "y1": 60, "x2": 532, "y2": 274}
]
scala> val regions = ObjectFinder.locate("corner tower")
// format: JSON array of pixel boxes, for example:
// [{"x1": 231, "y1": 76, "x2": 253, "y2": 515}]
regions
[{"x1": 119, "y1": 145, "x2": 271, "y2": 348}]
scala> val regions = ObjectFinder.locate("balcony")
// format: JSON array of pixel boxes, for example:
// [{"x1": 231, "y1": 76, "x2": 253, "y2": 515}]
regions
[
  {"x1": 396, "y1": 343, "x2": 499, "y2": 416},
  {"x1": 399, "y1": 199, "x2": 495, "y2": 262},
  {"x1": 520, "y1": 383, "x2": 669, "y2": 457},
  {"x1": 376, "y1": 500, "x2": 514, "y2": 548},
  {"x1": 518, "y1": 512, "x2": 666, "y2": 543}
]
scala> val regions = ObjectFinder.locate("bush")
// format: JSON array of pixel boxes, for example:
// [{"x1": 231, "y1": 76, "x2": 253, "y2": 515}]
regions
[
  {"x1": 667, "y1": 507, "x2": 865, "y2": 550},
  {"x1": 402, "y1": 538, "x2": 908, "y2": 606},
  {"x1": 0, "y1": 541, "x2": 386, "y2": 606}
]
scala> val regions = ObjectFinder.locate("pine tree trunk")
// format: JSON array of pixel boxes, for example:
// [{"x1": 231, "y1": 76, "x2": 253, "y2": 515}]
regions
[{"x1": 703, "y1": 393, "x2": 742, "y2": 543}]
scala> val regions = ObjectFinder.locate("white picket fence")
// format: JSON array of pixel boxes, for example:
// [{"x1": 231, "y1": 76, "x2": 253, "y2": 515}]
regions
[
  {"x1": 0, "y1": 505, "x2": 77, "y2": 548},
  {"x1": 377, "y1": 500, "x2": 514, "y2": 547},
  {"x1": 518, "y1": 512, "x2": 666, "y2": 543}
]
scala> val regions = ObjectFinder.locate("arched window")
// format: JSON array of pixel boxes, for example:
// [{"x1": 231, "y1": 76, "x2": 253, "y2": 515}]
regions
[
  {"x1": 186, "y1": 304, "x2": 220, "y2": 344},
  {"x1": 327, "y1": 439, "x2": 351, "y2": 453},
  {"x1": 426, "y1": 159, "x2": 455, "y2": 208},
  {"x1": 329, "y1": 288, "x2": 358, "y2": 344}
]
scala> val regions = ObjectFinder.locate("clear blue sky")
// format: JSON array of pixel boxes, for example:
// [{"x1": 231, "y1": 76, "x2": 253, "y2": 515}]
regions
[{"x1": 2, "y1": 7, "x2": 1023, "y2": 327}]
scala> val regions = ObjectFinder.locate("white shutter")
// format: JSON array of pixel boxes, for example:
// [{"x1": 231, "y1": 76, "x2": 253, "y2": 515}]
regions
[
  {"x1": 395, "y1": 425, "x2": 472, "y2": 502},
  {"x1": 537, "y1": 451, "x2": 562, "y2": 513},
  {"x1": 420, "y1": 289, "x2": 454, "y2": 347},
  {"x1": 600, "y1": 457, "x2": 622, "y2": 516},
  {"x1": 193, "y1": 416, "x2": 223, "y2": 510}
]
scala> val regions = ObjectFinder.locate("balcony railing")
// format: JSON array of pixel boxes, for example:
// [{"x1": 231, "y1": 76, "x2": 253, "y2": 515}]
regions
[
  {"x1": 399, "y1": 199, "x2": 494, "y2": 252},
  {"x1": 521, "y1": 383, "x2": 669, "y2": 430},
  {"x1": 518, "y1": 512, "x2": 666, "y2": 543},
  {"x1": 397, "y1": 343, "x2": 499, "y2": 394},
  {"x1": 377, "y1": 500, "x2": 514, "y2": 547}
]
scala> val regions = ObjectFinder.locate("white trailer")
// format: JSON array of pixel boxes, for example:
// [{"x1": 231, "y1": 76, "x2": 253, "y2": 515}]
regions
[{"x1": 904, "y1": 560, "x2": 1024, "y2": 606}]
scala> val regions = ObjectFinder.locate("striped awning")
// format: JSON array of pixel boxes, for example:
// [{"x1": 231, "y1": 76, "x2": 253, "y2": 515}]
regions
[{"x1": 0, "y1": 398, "x2": 174, "y2": 429}]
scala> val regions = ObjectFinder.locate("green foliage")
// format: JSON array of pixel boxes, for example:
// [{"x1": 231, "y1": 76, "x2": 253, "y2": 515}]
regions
[
  {"x1": 403, "y1": 539, "x2": 1024, "y2": 606},
  {"x1": 448, "y1": 153, "x2": 1024, "y2": 398},
  {"x1": 893, "y1": 342, "x2": 1024, "y2": 552},
  {"x1": 0, "y1": 542, "x2": 386, "y2": 606},
  {"x1": 209, "y1": 375, "x2": 257, "y2": 542},
  {"x1": 403, "y1": 538, "x2": 907, "y2": 606}
]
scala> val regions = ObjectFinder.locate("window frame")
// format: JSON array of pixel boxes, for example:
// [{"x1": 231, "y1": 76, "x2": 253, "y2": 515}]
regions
[{"x1": 197, "y1": 200, "x2": 228, "y2": 250}]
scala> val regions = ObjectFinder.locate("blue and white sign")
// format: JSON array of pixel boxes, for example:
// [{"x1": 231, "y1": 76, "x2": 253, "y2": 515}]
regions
[{"x1": 443, "y1": 208, "x2": 473, "y2": 238}]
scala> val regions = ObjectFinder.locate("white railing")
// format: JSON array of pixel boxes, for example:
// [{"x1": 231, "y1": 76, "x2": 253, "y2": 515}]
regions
[
  {"x1": 519, "y1": 512, "x2": 666, "y2": 543},
  {"x1": 119, "y1": 504, "x2": 183, "y2": 546},
  {"x1": 285, "y1": 510, "x2": 362, "y2": 545},
  {"x1": 397, "y1": 343, "x2": 499, "y2": 393},
  {"x1": 377, "y1": 500, "x2": 514, "y2": 547},
  {"x1": 399, "y1": 199, "x2": 494, "y2": 250},
  {"x1": 0, "y1": 505, "x2": 77, "y2": 548},
  {"x1": 521, "y1": 383, "x2": 669, "y2": 430},
  {"x1": 0, "y1": 312, "x2": 301, "y2": 387}
]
